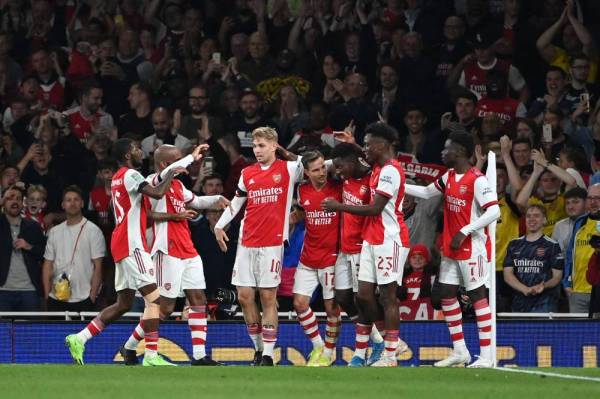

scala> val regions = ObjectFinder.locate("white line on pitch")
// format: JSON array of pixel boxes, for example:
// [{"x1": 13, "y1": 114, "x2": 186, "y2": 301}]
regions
[{"x1": 494, "y1": 367, "x2": 600, "y2": 383}]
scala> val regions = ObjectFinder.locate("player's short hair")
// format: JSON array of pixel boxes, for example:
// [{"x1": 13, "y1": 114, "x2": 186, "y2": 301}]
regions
[
  {"x1": 301, "y1": 150, "x2": 324, "y2": 169},
  {"x1": 111, "y1": 138, "x2": 134, "y2": 163},
  {"x1": 97, "y1": 158, "x2": 118, "y2": 172},
  {"x1": 252, "y1": 126, "x2": 278, "y2": 142},
  {"x1": 330, "y1": 142, "x2": 364, "y2": 160},
  {"x1": 62, "y1": 185, "x2": 83, "y2": 200},
  {"x1": 448, "y1": 130, "x2": 475, "y2": 158},
  {"x1": 1, "y1": 164, "x2": 19, "y2": 177},
  {"x1": 564, "y1": 187, "x2": 588, "y2": 200},
  {"x1": 526, "y1": 203, "x2": 547, "y2": 217},
  {"x1": 364, "y1": 122, "x2": 398, "y2": 144},
  {"x1": 27, "y1": 184, "x2": 47, "y2": 198}
]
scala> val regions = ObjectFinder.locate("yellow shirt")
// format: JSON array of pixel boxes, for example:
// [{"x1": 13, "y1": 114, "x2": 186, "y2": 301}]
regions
[
  {"x1": 529, "y1": 195, "x2": 567, "y2": 237},
  {"x1": 572, "y1": 218, "x2": 597, "y2": 293},
  {"x1": 551, "y1": 46, "x2": 598, "y2": 83},
  {"x1": 495, "y1": 195, "x2": 521, "y2": 271}
]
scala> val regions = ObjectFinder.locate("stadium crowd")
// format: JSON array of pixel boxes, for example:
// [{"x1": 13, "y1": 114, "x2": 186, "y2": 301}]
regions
[{"x1": 0, "y1": 0, "x2": 600, "y2": 319}]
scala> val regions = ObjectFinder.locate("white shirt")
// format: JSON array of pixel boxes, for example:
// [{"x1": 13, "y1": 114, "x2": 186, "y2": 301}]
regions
[
  {"x1": 141, "y1": 133, "x2": 191, "y2": 158},
  {"x1": 44, "y1": 218, "x2": 105, "y2": 302}
]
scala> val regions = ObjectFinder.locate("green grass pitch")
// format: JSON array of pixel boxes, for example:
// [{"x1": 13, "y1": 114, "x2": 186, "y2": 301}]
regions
[{"x1": 1, "y1": 365, "x2": 599, "y2": 399}]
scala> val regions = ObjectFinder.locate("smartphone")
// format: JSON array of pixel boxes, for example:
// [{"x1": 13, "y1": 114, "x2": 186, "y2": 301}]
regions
[
  {"x1": 212, "y1": 52, "x2": 221, "y2": 65},
  {"x1": 580, "y1": 92, "x2": 590, "y2": 113},
  {"x1": 542, "y1": 123, "x2": 552, "y2": 143},
  {"x1": 204, "y1": 156, "x2": 214, "y2": 175}
]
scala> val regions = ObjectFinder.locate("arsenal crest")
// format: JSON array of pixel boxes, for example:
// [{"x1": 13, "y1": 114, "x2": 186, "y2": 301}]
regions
[
  {"x1": 164, "y1": 283, "x2": 171, "y2": 291},
  {"x1": 272, "y1": 173, "x2": 282, "y2": 183},
  {"x1": 359, "y1": 185, "x2": 367, "y2": 194},
  {"x1": 536, "y1": 247, "x2": 545, "y2": 257},
  {"x1": 459, "y1": 185, "x2": 468, "y2": 194}
]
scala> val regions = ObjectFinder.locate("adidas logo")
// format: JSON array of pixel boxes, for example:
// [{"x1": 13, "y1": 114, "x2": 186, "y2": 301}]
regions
[
  {"x1": 303, "y1": 200, "x2": 310, "y2": 206},
  {"x1": 249, "y1": 178, "x2": 255, "y2": 185}
]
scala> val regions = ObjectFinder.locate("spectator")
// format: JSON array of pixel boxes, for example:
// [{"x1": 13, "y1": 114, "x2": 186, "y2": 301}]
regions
[
  {"x1": 536, "y1": 1, "x2": 598, "y2": 84},
  {"x1": 230, "y1": 89, "x2": 270, "y2": 157},
  {"x1": 140, "y1": 107, "x2": 191, "y2": 159},
  {"x1": 0, "y1": 184, "x2": 45, "y2": 311},
  {"x1": 511, "y1": 136, "x2": 532, "y2": 169},
  {"x1": 238, "y1": 32, "x2": 276, "y2": 87},
  {"x1": 118, "y1": 82, "x2": 154, "y2": 138},
  {"x1": 64, "y1": 80, "x2": 114, "y2": 143},
  {"x1": 0, "y1": 130, "x2": 23, "y2": 168},
  {"x1": 372, "y1": 62, "x2": 404, "y2": 131},
  {"x1": 564, "y1": 184, "x2": 600, "y2": 313},
  {"x1": 17, "y1": 143, "x2": 62, "y2": 212},
  {"x1": 432, "y1": 16, "x2": 468, "y2": 81},
  {"x1": 319, "y1": 53, "x2": 344, "y2": 105},
  {"x1": 398, "y1": 244, "x2": 437, "y2": 320},
  {"x1": 449, "y1": 27, "x2": 529, "y2": 103},
  {"x1": 180, "y1": 84, "x2": 224, "y2": 141},
  {"x1": 442, "y1": 89, "x2": 478, "y2": 137},
  {"x1": 516, "y1": 149, "x2": 577, "y2": 236},
  {"x1": 475, "y1": 69, "x2": 527, "y2": 127},
  {"x1": 503, "y1": 204, "x2": 564, "y2": 312},
  {"x1": 287, "y1": 102, "x2": 335, "y2": 155},
  {"x1": 397, "y1": 106, "x2": 444, "y2": 164},
  {"x1": 42, "y1": 185, "x2": 105, "y2": 311},
  {"x1": 88, "y1": 158, "x2": 117, "y2": 240},
  {"x1": 22, "y1": 184, "x2": 47, "y2": 233},
  {"x1": 587, "y1": 248, "x2": 600, "y2": 318},
  {"x1": 30, "y1": 47, "x2": 66, "y2": 110},
  {"x1": 552, "y1": 187, "x2": 588, "y2": 256},
  {"x1": 273, "y1": 84, "x2": 309, "y2": 147},
  {"x1": 395, "y1": 31, "x2": 435, "y2": 113},
  {"x1": 328, "y1": 73, "x2": 378, "y2": 143},
  {"x1": 528, "y1": 67, "x2": 570, "y2": 121},
  {"x1": 403, "y1": 178, "x2": 442, "y2": 251},
  {"x1": 117, "y1": 29, "x2": 154, "y2": 83},
  {"x1": 563, "y1": 54, "x2": 597, "y2": 123},
  {"x1": 0, "y1": 164, "x2": 20, "y2": 196}
]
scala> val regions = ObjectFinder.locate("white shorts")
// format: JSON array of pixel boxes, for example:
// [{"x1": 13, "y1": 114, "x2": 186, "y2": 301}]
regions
[
  {"x1": 232, "y1": 244, "x2": 283, "y2": 288},
  {"x1": 115, "y1": 249, "x2": 156, "y2": 292},
  {"x1": 293, "y1": 263, "x2": 335, "y2": 300},
  {"x1": 154, "y1": 252, "x2": 206, "y2": 298},
  {"x1": 359, "y1": 239, "x2": 409, "y2": 286},
  {"x1": 334, "y1": 252, "x2": 360, "y2": 293},
  {"x1": 439, "y1": 254, "x2": 489, "y2": 291}
]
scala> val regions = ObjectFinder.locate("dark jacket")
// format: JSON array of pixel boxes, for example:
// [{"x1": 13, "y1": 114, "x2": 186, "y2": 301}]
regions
[{"x1": 0, "y1": 215, "x2": 46, "y2": 295}]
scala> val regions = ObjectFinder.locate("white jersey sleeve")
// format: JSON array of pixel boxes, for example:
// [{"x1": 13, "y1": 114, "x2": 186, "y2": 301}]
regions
[
  {"x1": 124, "y1": 169, "x2": 147, "y2": 194},
  {"x1": 474, "y1": 175, "x2": 498, "y2": 209},
  {"x1": 375, "y1": 165, "x2": 400, "y2": 198},
  {"x1": 287, "y1": 157, "x2": 304, "y2": 184}
]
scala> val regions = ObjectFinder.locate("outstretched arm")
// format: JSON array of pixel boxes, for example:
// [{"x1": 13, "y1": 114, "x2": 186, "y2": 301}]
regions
[
  {"x1": 322, "y1": 192, "x2": 389, "y2": 216},
  {"x1": 405, "y1": 183, "x2": 442, "y2": 200},
  {"x1": 536, "y1": 7, "x2": 568, "y2": 63}
]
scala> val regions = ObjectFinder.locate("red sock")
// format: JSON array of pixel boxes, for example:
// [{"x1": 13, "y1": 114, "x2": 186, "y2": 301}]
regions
[
  {"x1": 188, "y1": 305, "x2": 207, "y2": 360},
  {"x1": 145, "y1": 331, "x2": 159, "y2": 356},
  {"x1": 441, "y1": 298, "x2": 466, "y2": 351},
  {"x1": 354, "y1": 323, "x2": 372, "y2": 359}
]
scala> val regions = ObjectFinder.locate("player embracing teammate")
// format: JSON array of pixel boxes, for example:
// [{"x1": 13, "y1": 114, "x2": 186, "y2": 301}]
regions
[
  {"x1": 215, "y1": 127, "x2": 304, "y2": 366},
  {"x1": 406, "y1": 131, "x2": 500, "y2": 368}
]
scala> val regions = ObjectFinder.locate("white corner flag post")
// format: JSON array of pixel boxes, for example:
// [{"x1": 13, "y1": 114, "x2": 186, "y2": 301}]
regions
[{"x1": 485, "y1": 151, "x2": 498, "y2": 367}]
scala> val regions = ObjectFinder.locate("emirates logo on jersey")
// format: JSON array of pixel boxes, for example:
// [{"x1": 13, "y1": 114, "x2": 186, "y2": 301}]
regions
[
  {"x1": 359, "y1": 185, "x2": 368, "y2": 194},
  {"x1": 536, "y1": 247, "x2": 546, "y2": 257},
  {"x1": 272, "y1": 173, "x2": 282, "y2": 183},
  {"x1": 164, "y1": 283, "x2": 171, "y2": 291},
  {"x1": 459, "y1": 185, "x2": 468, "y2": 194}
]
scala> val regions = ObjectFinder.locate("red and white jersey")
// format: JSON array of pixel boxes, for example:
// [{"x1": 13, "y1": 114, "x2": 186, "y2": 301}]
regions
[
  {"x1": 459, "y1": 58, "x2": 525, "y2": 99},
  {"x1": 298, "y1": 180, "x2": 342, "y2": 268},
  {"x1": 341, "y1": 173, "x2": 371, "y2": 254},
  {"x1": 399, "y1": 270, "x2": 435, "y2": 320},
  {"x1": 238, "y1": 159, "x2": 303, "y2": 247},
  {"x1": 89, "y1": 186, "x2": 111, "y2": 226},
  {"x1": 434, "y1": 168, "x2": 498, "y2": 260},
  {"x1": 64, "y1": 105, "x2": 114, "y2": 142},
  {"x1": 38, "y1": 76, "x2": 66, "y2": 110},
  {"x1": 110, "y1": 167, "x2": 149, "y2": 262},
  {"x1": 147, "y1": 174, "x2": 198, "y2": 259},
  {"x1": 363, "y1": 159, "x2": 410, "y2": 246},
  {"x1": 476, "y1": 96, "x2": 526, "y2": 125}
]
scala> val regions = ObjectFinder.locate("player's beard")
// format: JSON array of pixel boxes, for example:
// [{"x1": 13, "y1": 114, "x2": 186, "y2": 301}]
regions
[{"x1": 131, "y1": 156, "x2": 143, "y2": 169}]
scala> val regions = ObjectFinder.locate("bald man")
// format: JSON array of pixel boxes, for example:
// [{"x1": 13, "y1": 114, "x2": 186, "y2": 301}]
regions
[
  {"x1": 120, "y1": 144, "x2": 230, "y2": 366},
  {"x1": 140, "y1": 108, "x2": 191, "y2": 158}
]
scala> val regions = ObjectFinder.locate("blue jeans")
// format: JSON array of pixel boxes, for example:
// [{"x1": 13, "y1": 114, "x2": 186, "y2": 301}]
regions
[{"x1": 0, "y1": 290, "x2": 40, "y2": 311}]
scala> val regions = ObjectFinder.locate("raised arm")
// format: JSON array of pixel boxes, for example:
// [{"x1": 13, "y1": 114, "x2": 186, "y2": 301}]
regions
[
  {"x1": 500, "y1": 136, "x2": 524, "y2": 199},
  {"x1": 531, "y1": 149, "x2": 577, "y2": 190},
  {"x1": 566, "y1": 0, "x2": 598, "y2": 60},
  {"x1": 515, "y1": 161, "x2": 544, "y2": 209},
  {"x1": 536, "y1": 8, "x2": 568, "y2": 63},
  {"x1": 141, "y1": 167, "x2": 187, "y2": 199}
]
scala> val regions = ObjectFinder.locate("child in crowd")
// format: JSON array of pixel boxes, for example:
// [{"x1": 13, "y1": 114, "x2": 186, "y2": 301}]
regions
[
  {"x1": 22, "y1": 184, "x2": 47, "y2": 232},
  {"x1": 398, "y1": 244, "x2": 438, "y2": 320}
]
